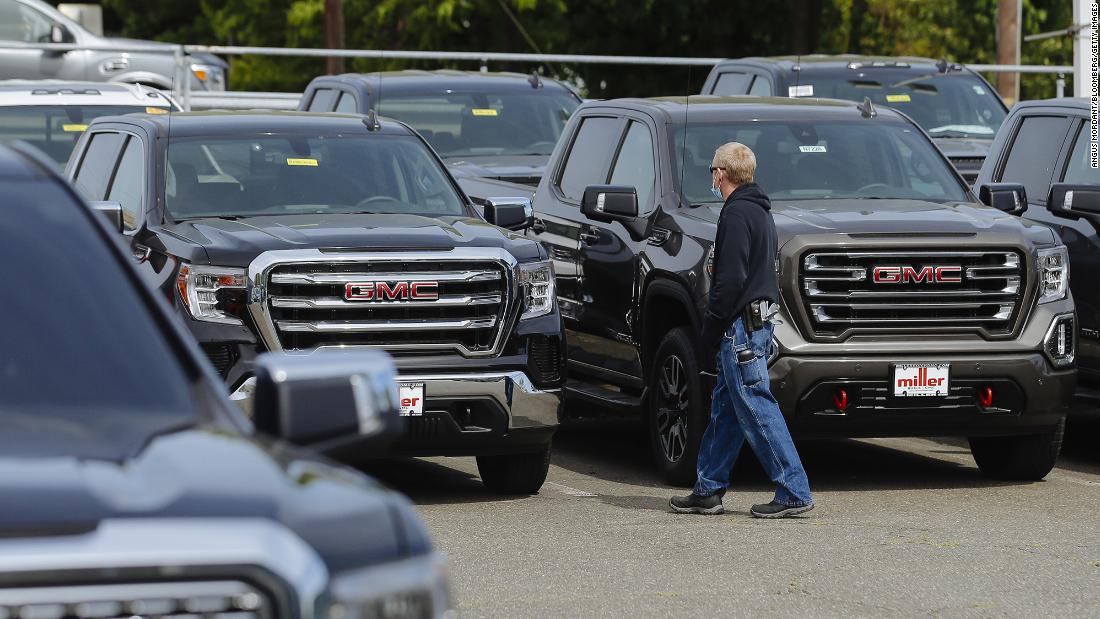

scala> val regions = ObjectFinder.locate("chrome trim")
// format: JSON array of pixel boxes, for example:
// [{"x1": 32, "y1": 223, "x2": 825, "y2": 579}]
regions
[
  {"x1": 270, "y1": 270, "x2": 501, "y2": 285},
  {"x1": 1043, "y1": 313, "x2": 1076, "y2": 367},
  {"x1": 0, "y1": 581, "x2": 268, "y2": 610},
  {"x1": 246, "y1": 248, "x2": 519, "y2": 358},
  {"x1": 270, "y1": 293, "x2": 502, "y2": 309},
  {"x1": 400, "y1": 371, "x2": 561, "y2": 429},
  {"x1": 276, "y1": 317, "x2": 498, "y2": 333}
]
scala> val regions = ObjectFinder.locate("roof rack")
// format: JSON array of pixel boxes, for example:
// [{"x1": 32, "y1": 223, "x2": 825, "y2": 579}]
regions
[{"x1": 847, "y1": 61, "x2": 910, "y2": 70}]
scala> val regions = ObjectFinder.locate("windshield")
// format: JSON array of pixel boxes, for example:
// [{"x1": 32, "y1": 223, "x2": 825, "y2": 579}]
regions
[
  {"x1": 165, "y1": 133, "x2": 467, "y2": 219},
  {"x1": 376, "y1": 91, "x2": 579, "y2": 158},
  {"x1": 796, "y1": 72, "x2": 1006, "y2": 139},
  {"x1": 0, "y1": 173, "x2": 195, "y2": 458},
  {"x1": 0, "y1": 105, "x2": 169, "y2": 167},
  {"x1": 674, "y1": 120, "x2": 970, "y2": 203}
]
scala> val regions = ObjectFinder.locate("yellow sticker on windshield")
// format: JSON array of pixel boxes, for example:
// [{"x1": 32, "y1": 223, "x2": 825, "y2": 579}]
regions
[
  {"x1": 62, "y1": 123, "x2": 88, "y2": 132},
  {"x1": 886, "y1": 94, "x2": 911, "y2": 102},
  {"x1": 287, "y1": 158, "x2": 318, "y2": 166},
  {"x1": 146, "y1": 106, "x2": 169, "y2": 114},
  {"x1": 471, "y1": 108, "x2": 499, "y2": 117}
]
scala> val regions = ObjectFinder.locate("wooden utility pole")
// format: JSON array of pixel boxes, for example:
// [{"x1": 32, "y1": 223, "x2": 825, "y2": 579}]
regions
[
  {"x1": 995, "y1": 0, "x2": 1021, "y2": 104},
  {"x1": 325, "y1": 0, "x2": 346, "y2": 75}
]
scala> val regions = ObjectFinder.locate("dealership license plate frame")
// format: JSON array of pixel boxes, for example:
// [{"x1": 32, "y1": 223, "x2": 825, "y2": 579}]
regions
[
  {"x1": 398, "y1": 381, "x2": 425, "y2": 417},
  {"x1": 891, "y1": 363, "x2": 951, "y2": 398}
]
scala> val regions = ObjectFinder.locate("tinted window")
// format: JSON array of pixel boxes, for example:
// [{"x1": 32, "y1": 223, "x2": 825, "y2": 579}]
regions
[
  {"x1": 165, "y1": 133, "x2": 466, "y2": 218},
  {"x1": 0, "y1": 174, "x2": 195, "y2": 458},
  {"x1": 107, "y1": 136, "x2": 144, "y2": 230},
  {"x1": 334, "y1": 92, "x2": 358, "y2": 113},
  {"x1": 558, "y1": 117, "x2": 622, "y2": 202},
  {"x1": 713, "y1": 72, "x2": 752, "y2": 95},
  {"x1": 0, "y1": 105, "x2": 169, "y2": 167},
  {"x1": 1062, "y1": 122, "x2": 1099, "y2": 185},
  {"x1": 609, "y1": 121, "x2": 656, "y2": 210},
  {"x1": 308, "y1": 88, "x2": 337, "y2": 112},
  {"x1": 376, "y1": 90, "x2": 580, "y2": 157},
  {"x1": 72, "y1": 131, "x2": 124, "y2": 201},
  {"x1": 800, "y1": 72, "x2": 1006, "y2": 138},
  {"x1": 748, "y1": 76, "x2": 771, "y2": 96},
  {"x1": 674, "y1": 120, "x2": 968, "y2": 203},
  {"x1": 999, "y1": 115, "x2": 1073, "y2": 205}
]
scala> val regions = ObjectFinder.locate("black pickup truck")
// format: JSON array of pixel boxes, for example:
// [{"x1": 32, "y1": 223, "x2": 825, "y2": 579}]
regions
[
  {"x1": 529, "y1": 95, "x2": 1075, "y2": 485},
  {"x1": 65, "y1": 110, "x2": 565, "y2": 494},
  {"x1": 0, "y1": 143, "x2": 450, "y2": 615}
]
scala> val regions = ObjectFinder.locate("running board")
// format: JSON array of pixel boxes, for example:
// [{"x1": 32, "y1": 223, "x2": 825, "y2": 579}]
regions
[{"x1": 565, "y1": 380, "x2": 642, "y2": 411}]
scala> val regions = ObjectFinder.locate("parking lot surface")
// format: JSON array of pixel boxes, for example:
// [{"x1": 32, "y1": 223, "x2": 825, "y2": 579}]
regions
[{"x1": 365, "y1": 409, "x2": 1100, "y2": 617}]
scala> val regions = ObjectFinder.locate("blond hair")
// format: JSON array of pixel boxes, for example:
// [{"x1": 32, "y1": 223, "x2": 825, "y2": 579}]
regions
[{"x1": 712, "y1": 142, "x2": 756, "y2": 185}]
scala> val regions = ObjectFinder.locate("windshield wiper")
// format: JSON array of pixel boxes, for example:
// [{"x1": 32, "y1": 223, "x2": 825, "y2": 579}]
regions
[{"x1": 174, "y1": 215, "x2": 243, "y2": 221}]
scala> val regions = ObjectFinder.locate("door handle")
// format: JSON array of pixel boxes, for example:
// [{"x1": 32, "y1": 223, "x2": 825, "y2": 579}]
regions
[
  {"x1": 531, "y1": 217, "x2": 546, "y2": 234},
  {"x1": 580, "y1": 230, "x2": 600, "y2": 245}
]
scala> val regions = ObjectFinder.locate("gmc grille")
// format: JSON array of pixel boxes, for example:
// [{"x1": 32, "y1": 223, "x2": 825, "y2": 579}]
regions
[
  {"x1": 0, "y1": 580, "x2": 272, "y2": 619},
  {"x1": 799, "y1": 249, "x2": 1026, "y2": 339},
  {"x1": 259, "y1": 256, "x2": 513, "y2": 356}
]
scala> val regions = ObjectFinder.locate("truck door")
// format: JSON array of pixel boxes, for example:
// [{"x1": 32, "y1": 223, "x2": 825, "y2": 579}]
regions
[{"x1": 0, "y1": 0, "x2": 67, "y2": 79}]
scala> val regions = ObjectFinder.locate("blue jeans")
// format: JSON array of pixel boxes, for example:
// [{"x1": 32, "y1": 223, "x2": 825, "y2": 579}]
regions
[{"x1": 693, "y1": 317, "x2": 813, "y2": 506}]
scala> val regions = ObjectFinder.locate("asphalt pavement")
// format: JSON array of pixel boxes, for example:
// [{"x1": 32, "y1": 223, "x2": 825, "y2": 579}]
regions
[{"x1": 363, "y1": 409, "x2": 1100, "y2": 617}]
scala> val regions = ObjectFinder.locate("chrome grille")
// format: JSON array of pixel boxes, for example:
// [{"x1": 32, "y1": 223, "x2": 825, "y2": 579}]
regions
[
  {"x1": 0, "y1": 580, "x2": 272, "y2": 619},
  {"x1": 253, "y1": 250, "x2": 515, "y2": 357},
  {"x1": 799, "y1": 249, "x2": 1026, "y2": 338}
]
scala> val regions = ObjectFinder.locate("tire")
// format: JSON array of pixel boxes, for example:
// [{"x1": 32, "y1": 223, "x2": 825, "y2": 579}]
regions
[
  {"x1": 646, "y1": 326, "x2": 709, "y2": 487},
  {"x1": 476, "y1": 443, "x2": 552, "y2": 494},
  {"x1": 968, "y1": 417, "x2": 1065, "y2": 481}
]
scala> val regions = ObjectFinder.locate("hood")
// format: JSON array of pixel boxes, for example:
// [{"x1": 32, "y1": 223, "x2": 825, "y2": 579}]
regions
[
  {"x1": 690, "y1": 198, "x2": 1058, "y2": 247},
  {"x1": 0, "y1": 428, "x2": 430, "y2": 573},
  {"x1": 445, "y1": 154, "x2": 548, "y2": 185},
  {"x1": 161, "y1": 213, "x2": 543, "y2": 267},
  {"x1": 932, "y1": 137, "x2": 992, "y2": 160}
]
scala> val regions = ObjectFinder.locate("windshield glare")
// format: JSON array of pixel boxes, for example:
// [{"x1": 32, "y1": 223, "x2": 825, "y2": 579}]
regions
[
  {"x1": 675, "y1": 120, "x2": 969, "y2": 203},
  {"x1": 799, "y1": 73, "x2": 1006, "y2": 138},
  {"x1": 165, "y1": 134, "x2": 467, "y2": 219},
  {"x1": 0, "y1": 105, "x2": 167, "y2": 166},
  {"x1": 377, "y1": 91, "x2": 579, "y2": 158}
]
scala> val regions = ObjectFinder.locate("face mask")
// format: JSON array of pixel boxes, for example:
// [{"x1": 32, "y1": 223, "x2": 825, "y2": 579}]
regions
[{"x1": 710, "y1": 184, "x2": 723, "y2": 201}]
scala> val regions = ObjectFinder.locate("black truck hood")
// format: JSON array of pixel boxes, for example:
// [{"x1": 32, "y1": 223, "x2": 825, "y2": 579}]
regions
[
  {"x1": 0, "y1": 428, "x2": 431, "y2": 573},
  {"x1": 692, "y1": 198, "x2": 1057, "y2": 246},
  {"x1": 932, "y1": 137, "x2": 992, "y2": 160},
  {"x1": 162, "y1": 213, "x2": 543, "y2": 267},
  {"x1": 445, "y1": 154, "x2": 548, "y2": 185}
]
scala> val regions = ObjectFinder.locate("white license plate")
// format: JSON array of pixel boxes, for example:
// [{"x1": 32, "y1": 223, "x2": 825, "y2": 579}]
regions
[
  {"x1": 398, "y1": 382, "x2": 425, "y2": 416},
  {"x1": 893, "y1": 363, "x2": 950, "y2": 397}
]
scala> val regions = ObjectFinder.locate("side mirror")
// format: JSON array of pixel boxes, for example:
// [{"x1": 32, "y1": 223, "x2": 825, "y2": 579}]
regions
[
  {"x1": 251, "y1": 350, "x2": 401, "y2": 450},
  {"x1": 978, "y1": 183, "x2": 1027, "y2": 215},
  {"x1": 1047, "y1": 183, "x2": 1100, "y2": 221},
  {"x1": 89, "y1": 201, "x2": 123, "y2": 232},
  {"x1": 481, "y1": 197, "x2": 534, "y2": 231},
  {"x1": 581, "y1": 185, "x2": 639, "y2": 223}
]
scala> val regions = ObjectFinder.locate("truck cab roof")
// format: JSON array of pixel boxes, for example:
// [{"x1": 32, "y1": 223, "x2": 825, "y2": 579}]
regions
[
  {"x1": 583, "y1": 95, "x2": 904, "y2": 124},
  {"x1": 103, "y1": 109, "x2": 414, "y2": 138},
  {"x1": 308, "y1": 69, "x2": 577, "y2": 97}
]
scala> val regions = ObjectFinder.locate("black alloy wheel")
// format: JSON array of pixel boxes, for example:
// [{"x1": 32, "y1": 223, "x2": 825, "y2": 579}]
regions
[{"x1": 647, "y1": 327, "x2": 708, "y2": 486}]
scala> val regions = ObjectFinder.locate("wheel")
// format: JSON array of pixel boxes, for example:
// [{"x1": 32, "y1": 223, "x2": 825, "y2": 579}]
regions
[
  {"x1": 646, "y1": 326, "x2": 709, "y2": 486},
  {"x1": 968, "y1": 418, "x2": 1065, "y2": 481},
  {"x1": 476, "y1": 443, "x2": 552, "y2": 494}
]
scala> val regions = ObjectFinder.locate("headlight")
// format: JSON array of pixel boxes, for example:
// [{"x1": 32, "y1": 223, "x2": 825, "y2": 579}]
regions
[
  {"x1": 190, "y1": 63, "x2": 226, "y2": 90},
  {"x1": 518, "y1": 260, "x2": 555, "y2": 320},
  {"x1": 1036, "y1": 246, "x2": 1069, "y2": 304},
  {"x1": 177, "y1": 263, "x2": 247, "y2": 324},
  {"x1": 329, "y1": 553, "x2": 452, "y2": 619}
]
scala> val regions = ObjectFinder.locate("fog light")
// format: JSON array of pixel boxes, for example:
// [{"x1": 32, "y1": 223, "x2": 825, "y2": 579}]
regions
[
  {"x1": 978, "y1": 386, "x2": 993, "y2": 409},
  {"x1": 1043, "y1": 314, "x2": 1075, "y2": 368},
  {"x1": 832, "y1": 387, "x2": 849, "y2": 412}
]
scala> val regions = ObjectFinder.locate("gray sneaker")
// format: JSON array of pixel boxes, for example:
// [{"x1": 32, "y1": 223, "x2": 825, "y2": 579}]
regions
[
  {"x1": 750, "y1": 500, "x2": 814, "y2": 519},
  {"x1": 669, "y1": 493, "x2": 725, "y2": 515}
]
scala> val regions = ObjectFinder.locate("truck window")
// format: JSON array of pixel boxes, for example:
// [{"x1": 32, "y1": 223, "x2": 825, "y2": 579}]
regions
[
  {"x1": 747, "y1": 77, "x2": 771, "y2": 96},
  {"x1": 307, "y1": 88, "x2": 337, "y2": 112},
  {"x1": 609, "y1": 121, "x2": 656, "y2": 211},
  {"x1": 1061, "y1": 122, "x2": 1098, "y2": 185},
  {"x1": 558, "y1": 116, "x2": 622, "y2": 202},
  {"x1": 998, "y1": 115, "x2": 1072, "y2": 205},
  {"x1": 72, "y1": 131, "x2": 124, "y2": 201},
  {"x1": 0, "y1": 175, "x2": 195, "y2": 458},
  {"x1": 712, "y1": 72, "x2": 752, "y2": 95},
  {"x1": 107, "y1": 136, "x2": 145, "y2": 230},
  {"x1": 334, "y1": 92, "x2": 358, "y2": 113},
  {"x1": 0, "y1": 105, "x2": 168, "y2": 167},
  {"x1": 0, "y1": 0, "x2": 52, "y2": 42}
]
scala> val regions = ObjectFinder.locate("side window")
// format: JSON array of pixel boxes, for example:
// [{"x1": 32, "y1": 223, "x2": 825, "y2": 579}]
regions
[
  {"x1": 998, "y1": 115, "x2": 1073, "y2": 205},
  {"x1": 558, "y1": 116, "x2": 622, "y2": 202},
  {"x1": 712, "y1": 72, "x2": 751, "y2": 95},
  {"x1": 334, "y1": 92, "x2": 358, "y2": 113},
  {"x1": 0, "y1": 0, "x2": 52, "y2": 42},
  {"x1": 747, "y1": 76, "x2": 772, "y2": 96},
  {"x1": 609, "y1": 121, "x2": 657, "y2": 211},
  {"x1": 307, "y1": 88, "x2": 337, "y2": 112},
  {"x1": 72, "y1": 132, "x2": 125, "y2": 201},
  {"x1": 1061, "y1": 122, "x2": 1099, "y2": 185},
  {"x1": 106, "y1": 136, "x2": 145, "y2": 231}
]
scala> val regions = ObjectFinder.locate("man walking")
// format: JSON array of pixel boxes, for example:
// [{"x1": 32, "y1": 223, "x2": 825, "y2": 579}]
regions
[{"x1": 670, "y1": 142, "x2": 814, "y2": 518}]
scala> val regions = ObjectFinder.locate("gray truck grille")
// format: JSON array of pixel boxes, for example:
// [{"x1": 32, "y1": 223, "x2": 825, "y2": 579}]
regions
[
  {"x1": 0, "y1": 580, "x2": 272, "y2": 619},
  {"x1": 266, "y1": 260, "x2": 510, "y2": 356},
  {"x1": 799, "y1": 249, "x2": 1026, "y2": 338}
]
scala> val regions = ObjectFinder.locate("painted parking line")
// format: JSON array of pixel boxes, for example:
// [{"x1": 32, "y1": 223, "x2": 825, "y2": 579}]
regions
[{"x1": 544, "y1": 481, "x2": 599, "y2": 497}]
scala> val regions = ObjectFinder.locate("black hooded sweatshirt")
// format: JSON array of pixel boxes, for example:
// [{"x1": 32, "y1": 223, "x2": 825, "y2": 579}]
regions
[{"x1": 700, "y1": 182, "x2": 779, "y2": 346}]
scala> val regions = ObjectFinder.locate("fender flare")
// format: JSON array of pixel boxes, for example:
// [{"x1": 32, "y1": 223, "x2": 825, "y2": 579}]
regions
[{"x1": 640, "y1": 275, "x2": 704, "y2": 372}]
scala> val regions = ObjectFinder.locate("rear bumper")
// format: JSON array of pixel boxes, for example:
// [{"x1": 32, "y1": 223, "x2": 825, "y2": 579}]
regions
[{"x1": 767, "y1": 352, "x2": 1074, "y2": 438}]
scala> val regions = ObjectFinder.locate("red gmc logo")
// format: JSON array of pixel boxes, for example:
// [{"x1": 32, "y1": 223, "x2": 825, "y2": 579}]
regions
[
  {"x1": 872, "y1": 265, "x2": 962, "y2": 284},
  {"x1": 344, "y1": 281, "x2": 439, "y2": 301}
]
